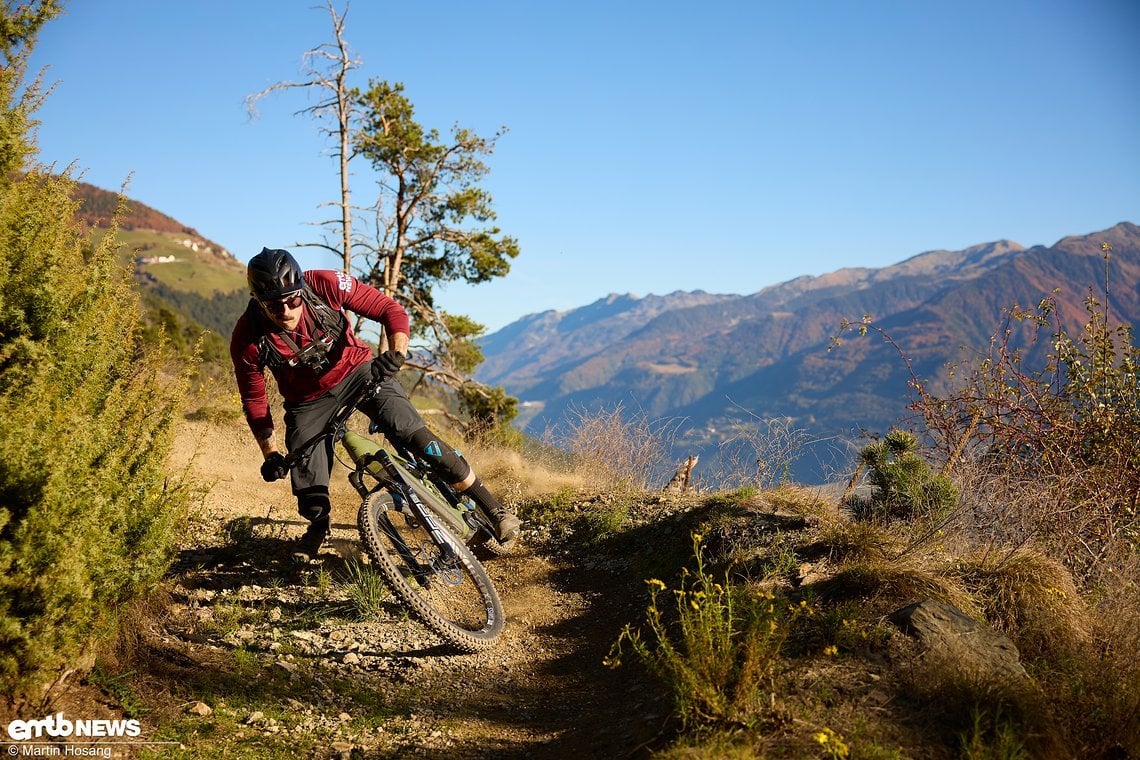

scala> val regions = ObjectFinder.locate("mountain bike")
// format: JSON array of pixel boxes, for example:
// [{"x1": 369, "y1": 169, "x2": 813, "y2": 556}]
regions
[{"x1": 284, "y1": 378, "x2": 506, "y2": 651}]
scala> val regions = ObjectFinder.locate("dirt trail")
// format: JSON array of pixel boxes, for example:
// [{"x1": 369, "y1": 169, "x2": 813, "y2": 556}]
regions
[{"x1": 153, "y1": 417, "x2": 671, "y2": 757}]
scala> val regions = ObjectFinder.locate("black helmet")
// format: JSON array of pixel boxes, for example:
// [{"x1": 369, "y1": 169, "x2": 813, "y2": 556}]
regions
[{"x1": 247, "y1": 247, "x2": 303, "y2": 301}]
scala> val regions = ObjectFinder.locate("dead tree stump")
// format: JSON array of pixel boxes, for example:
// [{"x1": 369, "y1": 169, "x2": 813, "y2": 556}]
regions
[{"x1": 663, "y1": 454, "x2": 699, "y2": 493}]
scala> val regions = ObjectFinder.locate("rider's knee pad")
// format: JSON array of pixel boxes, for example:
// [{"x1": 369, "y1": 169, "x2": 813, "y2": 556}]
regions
[
  {"x1": 406, "y1": 427, "x2": 471, "y2": 485},
  {"x1": 296, "y1": 486, "x2": 331, "y2": 522}
]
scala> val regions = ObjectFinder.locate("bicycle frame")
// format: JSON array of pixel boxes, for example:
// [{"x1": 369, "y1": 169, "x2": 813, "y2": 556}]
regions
[
  {"x1": 281, "y1": 378, "x2": 506, "y2": 650},
  {"x1": 282, "y1": 380, "x2": 492, "y2": 553}
]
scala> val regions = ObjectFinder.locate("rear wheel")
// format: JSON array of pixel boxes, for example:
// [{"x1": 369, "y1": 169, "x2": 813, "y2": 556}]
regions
[
  {"x1": 421, "y1": 472, "x2": 517, "y2": 558},
  {"x1": 357, "y1": 490, "x2": 504, "y2": 651}
]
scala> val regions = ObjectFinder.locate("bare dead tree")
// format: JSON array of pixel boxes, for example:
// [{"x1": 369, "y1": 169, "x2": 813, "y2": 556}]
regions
[{"x1": 245, "y1": 0, "x2": 360, "y2": 270}]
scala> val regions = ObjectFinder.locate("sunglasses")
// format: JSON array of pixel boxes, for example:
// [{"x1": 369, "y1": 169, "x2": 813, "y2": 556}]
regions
[{"x1": 261, "y1": 294, "x2": 303, "y2": 313}]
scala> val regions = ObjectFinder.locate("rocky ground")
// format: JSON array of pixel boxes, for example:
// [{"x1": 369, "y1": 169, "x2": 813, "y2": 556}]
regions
[{"x1": 102, "y1": 416, "x2": 685, "y2": 758}]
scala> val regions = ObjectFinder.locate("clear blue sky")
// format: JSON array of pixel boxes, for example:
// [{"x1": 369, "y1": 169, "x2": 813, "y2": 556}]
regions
[{"x1": 26, "y1": 0, "x2": 1140, "y2": 332}]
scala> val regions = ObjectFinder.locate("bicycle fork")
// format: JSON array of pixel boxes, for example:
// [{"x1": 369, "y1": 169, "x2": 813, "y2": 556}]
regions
[{"x1": 370, "y1": 449, "x2": 459, "y2": 567}]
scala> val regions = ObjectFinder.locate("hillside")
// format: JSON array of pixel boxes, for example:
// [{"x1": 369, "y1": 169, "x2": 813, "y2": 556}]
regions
[
  {"x1": 477, "y1": 224, "x2": 1139, "y2": 482},
  {"x1": 73, "y1": 182, "x2": 249, "y2": 335},
  {"x1": 26, "y1": 408, "x2": 1135, "y2": 759},
  {"x1": 72, "y1": 181, "x2": 202, "y2": 235},
  {"x1": 11, "y1": 181, "x2": 1135, "y2": 758}
]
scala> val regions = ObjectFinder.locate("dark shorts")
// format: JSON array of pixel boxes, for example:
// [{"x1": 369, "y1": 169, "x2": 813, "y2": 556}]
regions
[{"x1": 283, "y1": 363, "x2": 426, "y2": 496}]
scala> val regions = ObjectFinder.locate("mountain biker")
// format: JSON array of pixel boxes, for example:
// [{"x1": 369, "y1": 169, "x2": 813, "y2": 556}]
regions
[{"x1": 230, "y1": 247, "x2": 522, "y2": 562}]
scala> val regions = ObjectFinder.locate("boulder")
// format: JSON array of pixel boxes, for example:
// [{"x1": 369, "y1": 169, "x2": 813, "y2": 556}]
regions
[{"x1": 889, "y1": 599, "x2": 1027, "y2": 681}]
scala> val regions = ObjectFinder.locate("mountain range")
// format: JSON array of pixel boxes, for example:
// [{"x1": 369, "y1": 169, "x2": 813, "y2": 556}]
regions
[
  {"x1": 70, "y1": 182, "x2": 1137, "y2": 484},
  {"x1": 476, "y1": 222, "x2": 1140, "y2": 482}
]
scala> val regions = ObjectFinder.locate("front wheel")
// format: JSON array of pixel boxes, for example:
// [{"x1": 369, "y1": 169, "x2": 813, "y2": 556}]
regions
[{"x1": 358, "y1": 490, "x2": 504, "y2": 651}]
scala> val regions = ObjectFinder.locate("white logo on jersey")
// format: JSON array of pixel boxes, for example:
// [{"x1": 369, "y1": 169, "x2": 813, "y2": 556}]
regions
[{"x1": 336, "y1": 271, "x2": 353, "y2": 292}]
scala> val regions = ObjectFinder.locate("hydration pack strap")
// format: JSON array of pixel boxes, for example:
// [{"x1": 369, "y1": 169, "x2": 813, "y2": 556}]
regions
[{"x1": 252, "y1": 283, "x2": 349, "y2": 374}]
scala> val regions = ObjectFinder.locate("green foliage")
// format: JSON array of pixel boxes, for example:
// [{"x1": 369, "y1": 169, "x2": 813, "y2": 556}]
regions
[
  {"x1": 138, "y1": 290, "x2": 230, "y2": 368},
  {"x1": 340, "y1": 559, "x2": 389, "y2": 621},
  {"x1": 0, "y1": 0, "x2": 59, "y2": 181},
  {"x1": 439, "y1": 311, "x2": 485, "y2": 376},
  {"x1": 608, "y1": 533, "x2": 810, "y2": 728},
  {"x1": 427, "y1": 310, "x2": 522, "y2": 434},
  {"x1": 350, "y1": 78, "x2": 518, "y2": 388},
  {"x1": 457, "y1": 382, "x2": 518, "y2": 433},
  {"x1": 899, "y1": 653, "x2": 1045, "y2": 760},
  {"x1": 0, "y1": 170, "x2": 194, "y2": 696},
  {"x1": 813, "y1": 726, "x2": 852, "y2": 759},
  {"x1": 0, "y1": 4, "x2": 193, "y2": 696},
  {"x1": 352, "y1": 80, "x2": 519, "y2": 304},
  {"x1": 575, "y1": 501, "x2": 630, "y2": 545},
  {"x1": 704, "y1": 484, "x2": 759, "y2": 509},
  {"x1": 959, "y1": 708, "x2": 1030, "y2": 760},
  {"x1": 851, "y1": 429, "x2": 958, "y2": 521},
  {"x1": 256, "y1": 16, "x2": 518, "y2": 400},
  {"x1": 87, "y1": 664, "x2": 147, "y2": 719}
]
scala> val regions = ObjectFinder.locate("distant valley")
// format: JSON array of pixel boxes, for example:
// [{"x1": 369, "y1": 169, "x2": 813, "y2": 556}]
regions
[{"x1": 476, "y1": 222, "x2": 1140, "y2": 483}]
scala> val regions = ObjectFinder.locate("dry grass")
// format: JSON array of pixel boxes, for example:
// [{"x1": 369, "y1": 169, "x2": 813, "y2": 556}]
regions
[
  {"x1": 544, "y1": 403, "x2": 680, "y2": 494},
  {"x1": 813, "y1": 558, "x2": 981, "y2": 620},
  {"x1": 952, "y1": 546, "x2": 1091, "y2": 661},
  {"x1": 758, "y1": 483, "x2": 836, "y2": 520},
  {"x1": 815, "y1": 518, "x2": 904, "y2": 564},
  {"x1": 413, "y1": 380, "x2": 1140, "y2": 758},
  {"x1": 1044, "y1": 561, "x2": 1140, "y2": 758},
  {"x1": 707, "y1": 414, "x2": 813, "y2": 491},
  {"x1": 896, "y1": 649, "x2": 1053, "y2": 759},
  {"x1": 947, "y1": 450, "x2": 1138, "y2": 586}
]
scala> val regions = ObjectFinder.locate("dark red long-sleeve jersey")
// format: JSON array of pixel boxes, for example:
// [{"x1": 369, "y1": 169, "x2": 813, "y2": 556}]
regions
[{"x1": 230, "y1": 270, "x2": 410, "y2": 439}]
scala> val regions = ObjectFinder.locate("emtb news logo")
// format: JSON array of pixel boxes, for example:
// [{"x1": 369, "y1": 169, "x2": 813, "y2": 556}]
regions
[{"x1": 5, "y1": 712, "x2": 141, "y2": 741}]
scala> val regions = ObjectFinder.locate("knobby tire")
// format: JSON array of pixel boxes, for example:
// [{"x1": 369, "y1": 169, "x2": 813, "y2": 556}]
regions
[
  {"x1": 471, "y1": 531, "x2": 517, "y2": 559},
  {"x1": 357, "y1": 491, "x2": 504, "y2": 652}
]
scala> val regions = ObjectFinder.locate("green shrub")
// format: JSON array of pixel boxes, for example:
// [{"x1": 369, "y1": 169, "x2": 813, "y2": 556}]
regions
[
  {"x1": 341, "y1": 559, "x2": 389, "y2": 621},
  {"x1": 607, "y1": 533, "x2": 810, "y2": 728},
  {"x1": 0, "y1": 5, "x2": 194, "y2": 697},
  {"x1": 851, "y1": 430, "x2": 958, "y2": 521},
  {"x1": 575, "y1": 500, "x2": 629, "y2": 545}
]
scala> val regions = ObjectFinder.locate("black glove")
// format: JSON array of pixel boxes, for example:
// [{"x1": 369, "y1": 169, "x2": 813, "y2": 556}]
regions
[
  {"x1": 260, "y1": 452, "x2": 289, "y2": 482},
  {"x1": 371, "y1": 350, "x2": 406, "y2": 381}
]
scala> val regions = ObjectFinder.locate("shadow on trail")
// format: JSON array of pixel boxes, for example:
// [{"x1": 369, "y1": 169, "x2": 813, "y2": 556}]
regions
[
  {"x1": 396, "y1": 509, "x2": 714, "y2": 759},
  {"x1": 166, "y1": 515, "x2": 363, "y2": 591}
]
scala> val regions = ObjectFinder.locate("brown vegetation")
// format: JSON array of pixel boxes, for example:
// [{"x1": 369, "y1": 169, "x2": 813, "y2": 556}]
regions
[{"x1": 70, "y1": 180, "x2": 201, "y2": 235}]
